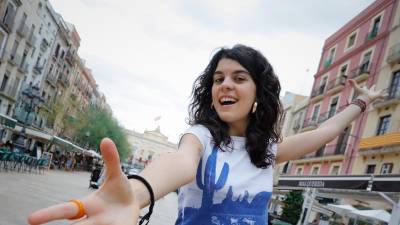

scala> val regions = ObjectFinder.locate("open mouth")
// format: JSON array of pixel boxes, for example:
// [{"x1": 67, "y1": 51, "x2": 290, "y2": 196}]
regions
[{"x1": 219, "y1": 97, "x2": 237, "y2": 106}]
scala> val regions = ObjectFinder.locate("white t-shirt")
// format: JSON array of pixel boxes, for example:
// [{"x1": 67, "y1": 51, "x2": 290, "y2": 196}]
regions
[{"x1": 175, "y1": 125, "x2": 277, "y2": 225}]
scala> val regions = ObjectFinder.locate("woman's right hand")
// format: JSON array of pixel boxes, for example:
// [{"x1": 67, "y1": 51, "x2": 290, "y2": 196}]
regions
[{"x1": 28, "y1": 138, "x2": 140, "y2": 225}]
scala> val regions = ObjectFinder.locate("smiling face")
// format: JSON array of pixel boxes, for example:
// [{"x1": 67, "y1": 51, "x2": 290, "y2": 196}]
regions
[{"x1": 211, "y1": 58, "x2": 257, "y2": 136}]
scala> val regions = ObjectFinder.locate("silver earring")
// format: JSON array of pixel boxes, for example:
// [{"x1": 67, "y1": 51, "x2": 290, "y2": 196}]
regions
[
  {"x1": 252, "y1": 102, "x2": 258, "y2": 113},
  {"x1": 211, "y1": 102, "x2": 214, "y2": 110}
]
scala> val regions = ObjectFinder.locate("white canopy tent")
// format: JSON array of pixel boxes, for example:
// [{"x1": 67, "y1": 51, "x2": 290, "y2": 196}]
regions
[
  {"x1": 351, "y1": 209, "x2": 391, "y2": 223},
  {"x1": 84, "y1": 149, "x2": 101, "y2": 158},
  {"x1": 327, "y1": 204, "x2": 358, "y2": 216},
  {"x1": 327, "y1": 204, "x2": 391, "y2": 223}
]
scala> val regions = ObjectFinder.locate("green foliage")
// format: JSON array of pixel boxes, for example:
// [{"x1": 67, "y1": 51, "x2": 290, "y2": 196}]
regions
[
  {"x1": 281, "y1": 190, "x2": 304, "y2": 225},
  {"x1": 75, "y1": 106, "x2": 131, "y2": 160}
]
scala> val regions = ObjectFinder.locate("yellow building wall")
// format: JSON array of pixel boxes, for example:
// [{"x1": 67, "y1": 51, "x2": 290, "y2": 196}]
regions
[{"x1": 352, "y1": 151, "x2": 400, "y2": 174}]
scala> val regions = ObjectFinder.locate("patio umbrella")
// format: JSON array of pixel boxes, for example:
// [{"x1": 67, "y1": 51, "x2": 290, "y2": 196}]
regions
[
  {"x1": 85, "y1": 150, "x2": 101, "y2": 158},
  {"x1": 351, "y1": 210, "x2": 391, "y2": 223},
  {"x1": 327, "y1": 204, "x2": 358, "y2": 216}
]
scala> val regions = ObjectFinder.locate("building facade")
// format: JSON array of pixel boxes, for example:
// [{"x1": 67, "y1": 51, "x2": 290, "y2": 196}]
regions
[
  {"x1": 352, "y1": 0, "x2": 400, "y2": 175},
  {"x1": 125, "y1": 127, "x2": 177, "y2": 168},
  {"x1": 289, "y1": 0, "x2": 399, "y2": 176}
]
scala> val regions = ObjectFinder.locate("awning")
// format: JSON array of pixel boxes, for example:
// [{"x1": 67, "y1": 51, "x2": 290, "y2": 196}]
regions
[
  {"x1": 327, "y1": 205, "x2": 391, "y2": 223},
  {"x1": 352, "y1": 210, "x2": 391, "y2": 223},
  {"x1": 14, "y1": 125, "x2": 52, "y2": 141},
  {"x1": 0, "y1": 113, "x2": 17, "y2": 129},
  {"x1": 84, "y1": 149, "x2": 102, "y2": 158},
  {"x1": 277, "y1": 175, "x2": 400, "y2": 192},
  {"x1": 52, "y1": 136, "x2": 86, "y2": 153},
  {"x1": 359, "y1": 132, "x2": 400, "y2": 150}
]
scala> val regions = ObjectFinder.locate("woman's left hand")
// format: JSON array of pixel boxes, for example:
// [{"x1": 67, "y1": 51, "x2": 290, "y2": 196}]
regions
[{"x1": 348, "y1": 79, "x2": 387, "y2": 104}]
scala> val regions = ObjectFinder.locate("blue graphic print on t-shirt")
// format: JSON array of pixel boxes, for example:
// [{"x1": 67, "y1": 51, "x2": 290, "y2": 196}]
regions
[{"x1": 175, "y1": 146, "x2": 272, "y2": 225}]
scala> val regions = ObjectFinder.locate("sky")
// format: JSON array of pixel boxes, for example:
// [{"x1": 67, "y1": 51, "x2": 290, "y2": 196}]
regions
[{"x1": 50, "y1": 0, "x2": 375, "y2": 143}]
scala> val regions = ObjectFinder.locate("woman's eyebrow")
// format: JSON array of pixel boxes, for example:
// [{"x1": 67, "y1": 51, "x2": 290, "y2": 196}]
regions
[{"x1": 233, "y1": 69, "x2": 250, "y2": 75}]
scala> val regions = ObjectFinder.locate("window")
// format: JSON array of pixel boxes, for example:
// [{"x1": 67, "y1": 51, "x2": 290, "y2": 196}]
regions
[
  {"x1": 311, "y1": 166, "x2": 320, "y2": 175},
  {"x1": 296, "y1": 167, "x2": 303, "y2": 175},
  {"x1": 19, "y1": 13, "x2": 27, "y2": 29},
  {"x1": 389, "y1": 71, "x2": 400, "y2": 99},
  {"x1": 371, "y1": 16, "x2": 381, "y2": 35},
  {"x1": 11, "y1": 40, "x2": 19, "y2": 58},
  {"x1": 380, "y1": 163, "x2": 393, "y2": 174},
  {"x1": 340, "y1": 64, "x2": 348, "y2": 77},
  {"x1": 320, "y1": 76, "x2": 328, "y2": 93},
  {"x1": 328, "y1": 97, "x2": 339, "y2": 118},
  {"x1": 366, "y1": 164, "x2": 376, "y2": 174},
  {"x1": 331, "y1": 165, "x2": 340, "y2": 175},
  {"x1": 329, "y1": 48, "x2": 336, "y2": 60},
  {"x1": 20, "y1": 48, "x2": 28, "y2": 68},
  {"x1": 0, "y1": 73, "x2": 9, "y2": 91},
  {"x1": 31, "y1": 47, "x2": 36, "y2": 58},
  {"x1": 6, "y1": 104, "x2": 12, "y2": 115},
  {"x1": 2, "y1": 3, "x2": 16, "y2": 29},
  {"x1": 361, "y1": 51, "x2": 372, "y2": 71},
  {"x1": 347, "y1": 33, "x2": 357, "y2": 48},
  {"x1": 376, "y1": 115, "x2": 391, "y2": 135},
  {"x1": 311, "y1": 105, "x2": 320, "y2": 122},
  {"x1": 55, "y1": 44, "x2": 60, "y2": 57}
]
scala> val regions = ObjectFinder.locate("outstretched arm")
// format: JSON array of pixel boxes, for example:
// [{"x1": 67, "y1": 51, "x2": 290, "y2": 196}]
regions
[
  {"x1": 28, "y1": 134, "x2": 202, "y2": 225},
  {"x1": 276, "y1": 80, "x2": 386, "y2": 164}
]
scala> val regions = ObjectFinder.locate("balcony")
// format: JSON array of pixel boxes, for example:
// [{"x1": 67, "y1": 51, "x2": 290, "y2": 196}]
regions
[
  {"x1": 0, "y1": 13, "x2": 15, "y2": 33},
  {"x1": 58, "y1": 74, "x2": 70, "y2": 87},
  {"x1": 46, "y1": 74, "x2": 57, "y2": 87},
  {"x1": 324, "y1": 57, "x2": 333, "y2": 69},
  {"x1": 387, "y1": 43, "x2": 400, "y2": 66},
  {"x1": 26, "y1": 33, "x2": 37, "y2": 47},
  {"x1": 65, "y1": 51, "x2": 74, "y2": 65},
  {"x1": 326, "y1": 76, "x2": 346, "y2": 95},
  {"x1": 16, "y1": 24, "x2": 29, "y2": 38},
  {"x1": 40, "y1": 38, "x2": 49, "y2": 52},
  {"x1": 302, "y1": 118, "x2": 318, "y2": 131},
  {"x1": 365, "y1": 28, "x2": 378, "y2": 43},
  {"x1": 358, "y1": 132, "x2": 400, "y2": 155},
  {"x1": 350, "y1": 62, "x2": 370, "y2": 82},
  {"x1": 374, "y1": 89, "x2": 400, "y2": 109},
  {"x1": 317, "y1": 112, "x2": 329, "y2": 124},
  {"x1": 310, "y1": 85, "x2": 325, "y2": 102},
  {"x1": 294, "y1": 144, "x2": 347, "y2": 163},
  {"x1": 17, "y1": 61, "x2": 29, "y2": 74},
  {"x1": 7, "y1": 51, "x2": 21, "y2": 67},
  {"x1": 33, "y1": 65, "x2": 43, "y2": 74},
  {"x1": 0, "y1": 84, "x2": 18, "y2": 101}
]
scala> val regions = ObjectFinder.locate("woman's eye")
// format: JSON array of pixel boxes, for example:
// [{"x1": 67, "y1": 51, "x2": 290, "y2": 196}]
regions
[
  {"x1": 214, "y1": 78, "x2": 223, "y2": 83},
  {"x1": 236, "y1": 76, "x2": 245, "y2": 82}
]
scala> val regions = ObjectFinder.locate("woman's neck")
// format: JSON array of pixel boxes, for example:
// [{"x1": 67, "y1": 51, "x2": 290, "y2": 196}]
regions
[{"x1": 228, "y1": 120, "x2": 248, "y2": 137}]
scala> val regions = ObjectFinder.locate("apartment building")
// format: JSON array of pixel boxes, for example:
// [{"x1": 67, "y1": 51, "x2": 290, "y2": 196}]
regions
[
  {"x1": 0, "y1": 0, "x2": 110, "y2": 150},
  {"x1": 289, "y1": 0, "x2": 399, "y2": 176},
  {"x1": 352, "y1": 0, "x2": 400, "y2": 175}
]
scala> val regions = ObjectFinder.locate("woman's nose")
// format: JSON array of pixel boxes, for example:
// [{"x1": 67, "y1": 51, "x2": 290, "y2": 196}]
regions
[{"x1": 221, "y1": 77, "x2": 234, "y2": 90}]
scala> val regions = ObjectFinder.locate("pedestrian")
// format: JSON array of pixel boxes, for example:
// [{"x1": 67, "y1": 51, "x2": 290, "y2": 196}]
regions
[{"x1": 27, "y1": 44, "x2": 386, "y2": 225}]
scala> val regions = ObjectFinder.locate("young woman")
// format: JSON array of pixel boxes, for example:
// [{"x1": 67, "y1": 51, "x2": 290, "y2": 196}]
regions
[{"x1": 28, "y1": 45, "x2": 385, "y2": 225}]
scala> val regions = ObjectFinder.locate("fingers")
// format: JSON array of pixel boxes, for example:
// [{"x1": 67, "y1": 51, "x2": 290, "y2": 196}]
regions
[
  {"x1": 28, "y1": 200, "x2": 86, "y2": 225},
  {"x1": 100, "y1": 138, "x2": 122, "y2": 177}
]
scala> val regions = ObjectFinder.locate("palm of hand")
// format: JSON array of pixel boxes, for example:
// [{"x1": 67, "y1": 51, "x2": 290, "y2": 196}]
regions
[
  {"x1": 28, "y1": 139, "x2": 140, "y2": 225},
  {"x1": 349, "y1": 79, "x2": 387, "y2": 102}
]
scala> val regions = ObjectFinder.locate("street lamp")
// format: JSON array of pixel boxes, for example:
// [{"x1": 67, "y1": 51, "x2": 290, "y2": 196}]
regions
[{"x1": 14, "y1": 83, "x2": 45, "y2": 152}]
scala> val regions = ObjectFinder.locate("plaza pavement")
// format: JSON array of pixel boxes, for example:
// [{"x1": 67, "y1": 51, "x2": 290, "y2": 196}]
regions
[{"x1": 0, "y1": 170, "x2": 178, "y2": 225}]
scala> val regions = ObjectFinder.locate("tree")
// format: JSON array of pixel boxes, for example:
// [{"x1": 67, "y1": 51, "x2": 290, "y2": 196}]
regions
[
  {"x1": 281, "y1": 190, "x2": 304, "y2": 225},
  {"x1": 74, "y1": 106, "x2": 131, "y2": 160}
]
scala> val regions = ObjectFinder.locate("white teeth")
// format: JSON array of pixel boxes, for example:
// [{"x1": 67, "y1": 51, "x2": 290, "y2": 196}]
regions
[{"x1": 220, "y1": 97, "x2": 236, "y2": 103}]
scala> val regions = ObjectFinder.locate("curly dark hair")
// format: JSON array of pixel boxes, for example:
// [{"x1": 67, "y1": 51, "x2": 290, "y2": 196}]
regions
[{"x1": 189, "y1": 44, "x2": 283, "y2": 168}]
